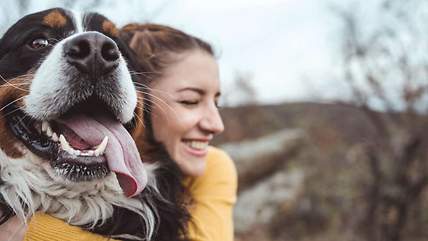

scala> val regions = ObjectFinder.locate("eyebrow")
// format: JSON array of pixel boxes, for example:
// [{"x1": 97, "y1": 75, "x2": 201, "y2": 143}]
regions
[{"x1": 177, "y1": 87, "x2": 221, "y2": 97}]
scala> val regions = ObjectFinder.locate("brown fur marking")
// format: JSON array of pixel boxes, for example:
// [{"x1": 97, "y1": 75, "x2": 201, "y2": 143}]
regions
[
  {"x1": 0, "y1": 74, "x2": 32, "y2": 158},
  {"x1": 43, "y1": 10, "x2": 67, "y2": 28},
  {"x1": 0, "y1": 75, "x2": 33, "y2": 158},
  {"x1": 102, "y1": 20, "x2": 119, "y2": 37}
]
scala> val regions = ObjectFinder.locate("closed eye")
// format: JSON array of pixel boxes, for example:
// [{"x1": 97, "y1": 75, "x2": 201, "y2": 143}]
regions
[{"x1": 179, "y1": 100, "x2": 199, "y2": 106}]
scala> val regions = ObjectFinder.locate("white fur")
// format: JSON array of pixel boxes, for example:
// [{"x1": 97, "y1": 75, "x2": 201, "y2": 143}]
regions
[
  {"x1": 0, "y1": 143, "x2": 157, "y2": 240},
  {"x1": 115, "y1": 58, "x2": 138, "y2": 123},
  {"x1": 70, "y1": 10, "x2": 84, "y2": 33},
  {"x1": 24, "y1": 36, "x2": 72, "y2": 120}
]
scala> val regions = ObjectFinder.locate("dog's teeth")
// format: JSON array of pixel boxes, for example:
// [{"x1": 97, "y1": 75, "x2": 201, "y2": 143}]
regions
[
  {"x1": 42, "y1": 121, "x2": 49, "y2": 132},
  {"x1": 52, "y1": 132, "x2": 59, "y2": 142},
  {"x1": 42, "y1": 121, "x2": 54, "y2": 137},
  {"x1": 94, "y1": 136, "x2": 108, "y2": 156},
  {"x1": 74, "y1": 150, "x2": 81, "y2": 156},
  {"x1": 80, "y1": 150, "x2": 95, "y2": 156},
  {"x1": 59, "y1": 134, "x2": 74, "y2": 155},
  {"x1": 59, "y1": 134, "x2": 67, "y2": 147},
  {"x1": 46, "y1": 126, "x2": 53, "y2": 137}
]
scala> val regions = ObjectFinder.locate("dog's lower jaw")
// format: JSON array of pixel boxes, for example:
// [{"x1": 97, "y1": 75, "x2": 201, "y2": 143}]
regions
[{"x1": 0, "y1": 147, "x2": 157, "y2": 240}]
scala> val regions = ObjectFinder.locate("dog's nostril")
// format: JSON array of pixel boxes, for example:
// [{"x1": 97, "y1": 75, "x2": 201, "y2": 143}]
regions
[
  {"x1": 101, "y1": 41, "x2": 119, "y2": 62},
  {"x1": 67, "y1": 40, "x2": 91, "y2": 59}
]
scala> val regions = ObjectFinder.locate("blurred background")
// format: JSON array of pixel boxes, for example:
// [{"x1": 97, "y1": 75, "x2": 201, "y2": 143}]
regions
[{"x1": 2, "y1": 0, "x2": 428, "y2": 240}]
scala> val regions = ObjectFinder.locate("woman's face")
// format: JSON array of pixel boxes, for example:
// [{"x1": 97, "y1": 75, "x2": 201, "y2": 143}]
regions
[{"x1": 150, "y1": 49, "x2": 224, "y2": 176}]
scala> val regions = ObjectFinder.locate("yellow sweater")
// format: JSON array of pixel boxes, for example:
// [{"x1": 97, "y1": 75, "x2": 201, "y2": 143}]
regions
[{"x1": 23, "y1": 147, "x2": 237, "y2": 241}]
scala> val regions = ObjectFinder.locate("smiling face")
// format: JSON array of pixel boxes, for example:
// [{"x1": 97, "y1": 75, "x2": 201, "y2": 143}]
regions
[{"x1": 150, "y1": 49, "x2": 224, "y2": 176}]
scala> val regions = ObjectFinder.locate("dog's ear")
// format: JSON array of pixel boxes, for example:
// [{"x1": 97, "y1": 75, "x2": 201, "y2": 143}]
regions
[
  {"x1": 0, "y1": 37, "x2": 7, "y2": 79},
  {"x1": 0, "y1": 37, "x2": 4, "y2": 59},
  {"x1": 0, "y1": 38, "x2": 9, "y2": 62}
]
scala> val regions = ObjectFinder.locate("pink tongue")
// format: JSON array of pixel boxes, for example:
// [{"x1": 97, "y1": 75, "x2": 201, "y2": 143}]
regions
[{"x1": 59, "y1": 114, "x2": 147, "y2": 197}]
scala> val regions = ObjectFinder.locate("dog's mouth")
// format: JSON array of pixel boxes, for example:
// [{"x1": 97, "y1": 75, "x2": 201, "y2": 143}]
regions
[{"x1": 5, "y1": 98, "x2": 146, "y2": 197}]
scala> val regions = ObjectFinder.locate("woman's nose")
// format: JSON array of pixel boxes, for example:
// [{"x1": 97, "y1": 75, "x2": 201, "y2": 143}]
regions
[{"x1": 200, "y1": 106, "x2": 224, "y2": 134}]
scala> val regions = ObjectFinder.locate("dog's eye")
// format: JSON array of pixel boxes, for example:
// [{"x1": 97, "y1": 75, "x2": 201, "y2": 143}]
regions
[{"x1": 29, "y1": 38, "x2": 49, "y2": 49}]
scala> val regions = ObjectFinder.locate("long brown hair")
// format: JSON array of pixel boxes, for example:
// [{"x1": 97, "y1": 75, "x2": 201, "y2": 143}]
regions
[
  {"x1": 120, "y1": 23, "x2": 214, "y2": 82},
  {"x1": 119, "y1": 23, "x2": 216, "y2": 241},
  {"x1": 119, "y1": 23, "x2": 216, "y2": 145}
]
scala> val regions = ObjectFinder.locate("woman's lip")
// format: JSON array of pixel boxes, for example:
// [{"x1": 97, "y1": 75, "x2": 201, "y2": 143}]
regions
[
  {"x1": 182, "y1": 138, "x2": 211, "y2": 142},
  {"x1": 182, "y1": 140, "x2": 209, "y2": 157},
  {"x1": 184, "y1": 145, "x2": 208, "y2": 157}
]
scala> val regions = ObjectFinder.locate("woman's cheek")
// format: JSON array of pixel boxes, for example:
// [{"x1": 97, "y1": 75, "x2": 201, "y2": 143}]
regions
[{"x1": 180, "y1": 116, "x2": 199, "y2": 134}]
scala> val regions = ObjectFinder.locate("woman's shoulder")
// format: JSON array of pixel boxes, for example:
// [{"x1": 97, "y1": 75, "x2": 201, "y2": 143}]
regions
[
  {"x1": 186, "y1": 147, "x2": 237, "y2": 199},
  {"x1": 205, "y1": 146, "x2": 237, "y2": 181},
  {"x1": 186, "y1": 147, "x2": 237, "y2": 241}
]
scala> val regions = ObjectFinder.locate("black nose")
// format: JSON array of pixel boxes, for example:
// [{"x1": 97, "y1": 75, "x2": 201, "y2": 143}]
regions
[{"x1": 64, "y1": 32, "x2": 120, "y2": 77}]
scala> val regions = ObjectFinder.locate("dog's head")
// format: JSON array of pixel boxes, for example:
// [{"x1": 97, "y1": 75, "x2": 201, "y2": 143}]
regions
[{"x1": 0, "y1": 8, "x2": 148, "y2": 199}]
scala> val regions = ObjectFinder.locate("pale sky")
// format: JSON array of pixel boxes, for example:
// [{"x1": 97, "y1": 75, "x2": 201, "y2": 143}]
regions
[{"x1": 0, "y1": 0, "x2": 348, "y2": 105}]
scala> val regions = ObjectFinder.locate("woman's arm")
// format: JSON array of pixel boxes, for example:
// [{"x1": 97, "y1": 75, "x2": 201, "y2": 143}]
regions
[
  {"x1": 0, "y1": 212, "x2": 119, "y2": 241},
  {"x1": 0, "y1": 214, "x2": 27, "y2": 241},
  {"x1": 24, "y1": 213, "x2": 121, "y2": 241},
  {"x1": 186, "y1": 147, "x2": 238, "y2": 241}
]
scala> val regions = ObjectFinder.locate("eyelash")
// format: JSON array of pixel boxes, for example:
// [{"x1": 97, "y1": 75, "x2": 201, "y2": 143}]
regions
[
  {"x1": 179, "y1": 100, "x2": 199, "y2": 106},
  {"x1": 178, "y1": 100, "x2": 221, "y2": 108}
]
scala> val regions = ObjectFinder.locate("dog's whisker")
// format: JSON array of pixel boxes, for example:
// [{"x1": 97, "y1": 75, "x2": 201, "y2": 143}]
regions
[
  {"x1": 132, "y1": 81, "x2": 151, "y2": 89},
  {"x1": 135, "y1": 87, "x2": 176, "y2": 99},
  {"x1": 132, "y1": 84, "x2": 178, "y2": 118},
  {"x1": 131, "y1": 81, "x2": 152, "y2": 88},
  {"x1": 2, "y1": 83, "x2": 31, "y2": 86},
  {"x1": 133, "y1": 111, "x2": 145, "y2": 129},
  {"x1": 136, "y1": 95, "x2": 173, "y2": 119},
  {"x1": 0, "y1": 74, "x2": 29, "y2": 92},
  {"x1": 0, "y1": 96, "x2": 26, "y2": 113},
  {"x1": 3, "y1": 107, "x2": 22, "y2": 119},
  {"x1": 137, "y1": 99, "x2": 167, "y2": 119},
  {"x1": 136, "y1": 92, "x2": 179, "y2": 121},
  {"x1": 129, "y1": 70, "x2": 159, "y2": 77},
  {"x1": 135, "y1": 89, "x2": 174, "y2": 103},
  {"x1": 132, "y1": 82, "x2": 174, "y2": 96},
  {"x1": 134, "y1": 101, "x2": 166, "y2": 121}
]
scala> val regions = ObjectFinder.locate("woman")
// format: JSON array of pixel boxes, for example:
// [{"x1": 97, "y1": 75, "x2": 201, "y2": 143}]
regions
[
  {"x1": 120, "y1": 23, "x2": 238, "y2": 241},
  {"x1": 1, "y1": 24, "x2": 237, "y2": 241}
]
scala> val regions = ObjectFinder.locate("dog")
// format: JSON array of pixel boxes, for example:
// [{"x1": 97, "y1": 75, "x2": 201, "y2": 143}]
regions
[{"x1": 0, "y1": 8, "x2": 188, "y2": 241}]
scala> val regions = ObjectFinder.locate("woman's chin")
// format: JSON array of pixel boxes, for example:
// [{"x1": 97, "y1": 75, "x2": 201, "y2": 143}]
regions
[
  {"x1": 176, "y1": 152, "x2": 206, "y2": 177},
  {"x1": 183, "y1": 161, "x2": 206, "y2": 177}
]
